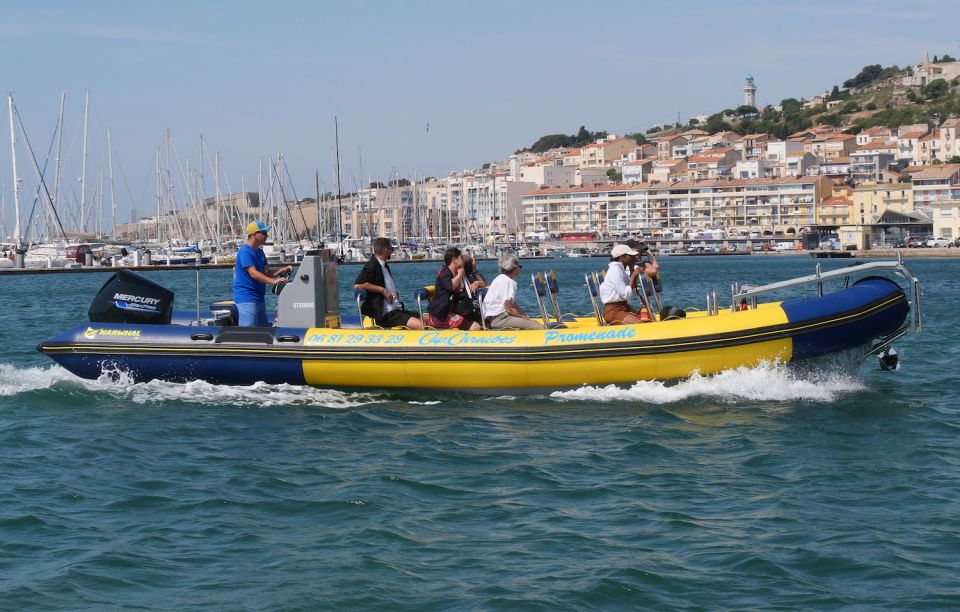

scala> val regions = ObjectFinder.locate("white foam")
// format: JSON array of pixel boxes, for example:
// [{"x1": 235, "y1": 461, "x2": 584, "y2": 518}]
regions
[
  {"x1": 0, "y1": 362, "x2": 380, "y2": 409},
  {"x1": 0, "y1": 363, "x2": 79, "y2": 396},
  {"x1": 550, "y1": 361, "x2": 866, "y2": 404}
]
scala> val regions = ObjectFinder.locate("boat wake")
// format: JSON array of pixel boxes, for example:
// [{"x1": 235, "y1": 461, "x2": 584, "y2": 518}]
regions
[
  {"x1": 550, "y1": 360, "x2": 866, "y2": 404},
  {"x1": 0, "y1": 363, "x2": 380, "y2": 409}
]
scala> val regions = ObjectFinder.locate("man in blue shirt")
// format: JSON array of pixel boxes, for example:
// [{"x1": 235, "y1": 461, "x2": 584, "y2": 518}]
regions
[{"x1": 233, "y1": 220, "x2": 293, "y2": 326}]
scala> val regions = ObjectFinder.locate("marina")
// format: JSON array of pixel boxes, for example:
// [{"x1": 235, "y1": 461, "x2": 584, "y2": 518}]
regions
[
  {"x1": 2, "y1": 255, "x2": 957, "y2": 608},
  {"x1": 4, "y1": 2, "x2": 960, "y2": 607}
]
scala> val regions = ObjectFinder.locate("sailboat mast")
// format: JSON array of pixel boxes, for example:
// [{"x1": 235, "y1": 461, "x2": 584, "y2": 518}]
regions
[
  {"x1": 154, "y1": 147, "x2": 162, "y2": 242},
  {"x1": 334, "y1": 117, "x2": 344, "y2": 259},
  {"x1": 97, "y1": 166, "x2": 104, "y2": 238},
  {"x1": 53, "y1": 90, "x2": 65, "y2": 214},
  {"x1": 107, "y1": 128, "x2": 116, "y2": 237},
  {"x1": 7, "y1": 94, "x2": 22, "y2": 247},
  {"x1": 80, "y1": 90, "x2": 89, "y2": 233}
]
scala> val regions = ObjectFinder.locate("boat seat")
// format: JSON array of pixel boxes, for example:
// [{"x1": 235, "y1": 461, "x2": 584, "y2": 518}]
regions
[
  {"x1": 354, "y1": 288, "x2": 369, "y2": 330},
  {"x1": 210, "y1": 301, "x2": 238, "y2": 326},
  {"x1": 476, "y1": 287, "x2": 488, "y2": 329},
  {"x1": 415, "y1": 285, "x2": 435, "y2": 323},
  {"x1": 532, "y1": 271, "x2": 550, "y2": 328},
  {"x1": 545, "y1": 269, "x2": 576, "y2": 323},
  {"x1": 585, "y1": 271, "x2": 605, "y2": 326}
]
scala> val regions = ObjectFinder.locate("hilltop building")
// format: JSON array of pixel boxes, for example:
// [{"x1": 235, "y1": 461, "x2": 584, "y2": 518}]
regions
[{"x1": 743, "y1": 74, "x2": 757, "y2": 107}]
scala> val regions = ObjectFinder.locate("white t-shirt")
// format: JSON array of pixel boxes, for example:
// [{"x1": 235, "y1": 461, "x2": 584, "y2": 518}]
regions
[
  {"x1": 377, "y1": 258, "x2": 402, "y2": 316},
  {"x1": 599, "y1": 261, "x2": 633, "y2": 304},
  {"x1": 482, "y1": 274, "x2": 516, "y2": 318}
]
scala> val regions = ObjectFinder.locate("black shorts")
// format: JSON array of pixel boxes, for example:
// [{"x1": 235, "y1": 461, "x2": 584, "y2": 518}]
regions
[{"x1": 376, "y1": 309, "x2": 418, "y2": 328}]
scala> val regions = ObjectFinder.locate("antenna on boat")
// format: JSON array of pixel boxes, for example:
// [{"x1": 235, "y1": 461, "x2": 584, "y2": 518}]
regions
[{"x1": 334, "y1": 116, "x2": 344, "y2": 262}]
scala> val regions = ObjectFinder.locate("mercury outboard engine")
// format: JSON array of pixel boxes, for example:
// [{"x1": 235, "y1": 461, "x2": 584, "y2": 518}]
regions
[{"x1": 88, "y1": 269, "x2": 174, "y2": 324}]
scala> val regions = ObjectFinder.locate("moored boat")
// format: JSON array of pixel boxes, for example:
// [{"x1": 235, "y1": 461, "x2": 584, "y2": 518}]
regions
[{"x1": 37, "y1": 251, "x2": 922, "y2": 393}]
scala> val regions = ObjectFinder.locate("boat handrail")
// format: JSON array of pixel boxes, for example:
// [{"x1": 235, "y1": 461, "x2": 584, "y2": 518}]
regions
[{"x1": 733, "y1": 256, "x2": 922, "y2": 332}]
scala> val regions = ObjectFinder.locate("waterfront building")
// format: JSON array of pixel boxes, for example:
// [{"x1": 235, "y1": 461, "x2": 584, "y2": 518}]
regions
[
  {"x1": 817, "y1": 193, "x2": 854, "y2": 227},
  {"x1": 908, "y1": 165, "x2": 960, "y2": 240},
  {"x1": 851, "y1": 183, "x2": 914, "y2": 225},
  {"x1": 522, "y1": 176, "x2": 829, "y2": 239}
]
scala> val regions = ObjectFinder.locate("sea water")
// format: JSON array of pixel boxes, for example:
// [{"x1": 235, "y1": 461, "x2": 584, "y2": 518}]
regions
[{"x1": 1, "y1": 256, "x2": 958, "y2": 609}]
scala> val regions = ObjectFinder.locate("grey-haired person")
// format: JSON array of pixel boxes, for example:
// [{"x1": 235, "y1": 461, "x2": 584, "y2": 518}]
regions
[{"x1": 482, "y1": 254, "x2": 545, "y2": 330}]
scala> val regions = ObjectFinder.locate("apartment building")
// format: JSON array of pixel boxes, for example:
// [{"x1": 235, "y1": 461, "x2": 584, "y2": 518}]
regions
[
  {"x1": 686, "y1": 148, "x2": 739, "y2": 179},
  {"x1": 522, "y1": 176, "x2": 830, "y2": 238},
  {"x1": 909, "y1": 165, "x2": 960, "y2": 239},
  {"x1": 656, "y1": 135, "x2": 687, "y2": 160},
  {"x1": 851, "y1": 183, "x2": 913, "y2": 226},
  {"x1": 579, "y1": 137, "x2": 636, "y2": 168}
]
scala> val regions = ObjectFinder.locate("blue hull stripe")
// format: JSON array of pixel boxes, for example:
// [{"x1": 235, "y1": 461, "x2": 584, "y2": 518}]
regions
[{"x1": 781, "y1": 277, "x2": 908, "y2": 359}]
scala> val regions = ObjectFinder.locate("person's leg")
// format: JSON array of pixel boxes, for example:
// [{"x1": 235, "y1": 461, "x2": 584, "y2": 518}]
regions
[
  {"x1": 492, "y1": 314, "x2": 544, "y2": 330},
  {"x1": 603, "y1": 302, "x2": 638, "y2": 324},
  {"x1": 236, "y1": 302, "x2": 258, "y2": 326},
  {"x1": 379, "y1": 309, "x2": 423, "y2": 330},
  {"x1": 255, "y1": 301, "x2": 269, "y2": 326}
]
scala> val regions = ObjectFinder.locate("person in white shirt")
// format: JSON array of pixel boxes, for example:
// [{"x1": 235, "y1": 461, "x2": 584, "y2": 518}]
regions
[
  {"x1": 599, "y1": 244, "x2": 647, "y2": 324},
  {"x1": 483, "y1": 254, "x2": 545, "y2": 330}
]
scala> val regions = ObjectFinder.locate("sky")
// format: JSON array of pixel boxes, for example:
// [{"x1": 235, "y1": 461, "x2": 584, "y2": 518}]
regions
[{"x1": 1, "y1": 0, "x2": 959, "y2": 232}]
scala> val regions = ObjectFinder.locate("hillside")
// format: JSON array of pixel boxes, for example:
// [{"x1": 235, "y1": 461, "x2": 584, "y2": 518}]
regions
[{"x1": 521, "y1": 56, "x2": 960, "y2": 151}]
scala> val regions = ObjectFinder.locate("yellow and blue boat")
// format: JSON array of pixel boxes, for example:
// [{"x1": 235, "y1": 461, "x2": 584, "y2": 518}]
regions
[{"x1": 38, "y1": 251, "x2": 922, "y2": 393}]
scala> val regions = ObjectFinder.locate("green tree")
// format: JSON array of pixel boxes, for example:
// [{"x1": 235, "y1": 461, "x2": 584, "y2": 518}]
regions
[
  {"x1": 736, "y1": 105, "x2": 758, "y2": 115},
  {"x1": 625, "y1": 132, "x2": 647, "y2": 145},
  {"x1": 844, "y1": 64, "x2": 884, "y2": 89},
  {"x1": 829, "y1": 85, "x2": 841, "y2": 100},
  {"x1": 780, "y1": 98, "x2": 802, "y2": 113},
  {"x1": 922, "y1": 78, "x2": 949, "y2": 100},
  {"x1": 606, "y1": 168, "x2": 622, "y2": 182},
  {"x1": 948, "y1": 156, "x2": 960, "y2": 163},
  {"x1": 705, "y1": 114, "x2": 732, "y2": 134}
]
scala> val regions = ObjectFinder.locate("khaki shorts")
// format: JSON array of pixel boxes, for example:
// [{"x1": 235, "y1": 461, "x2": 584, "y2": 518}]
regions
[{"x1": 603, "y1": 301, "x2": 636, "y2": 324}]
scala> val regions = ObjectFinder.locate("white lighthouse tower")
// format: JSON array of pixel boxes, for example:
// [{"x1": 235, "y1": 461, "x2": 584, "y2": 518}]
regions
[{"x1": 743, "y1": 74, "x2": 757, "y2": 108}]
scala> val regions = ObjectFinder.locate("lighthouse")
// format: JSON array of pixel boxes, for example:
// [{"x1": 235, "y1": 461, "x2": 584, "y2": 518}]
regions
[{"x1": 743, "y1": 74, "x2": 757, "y2": 108}]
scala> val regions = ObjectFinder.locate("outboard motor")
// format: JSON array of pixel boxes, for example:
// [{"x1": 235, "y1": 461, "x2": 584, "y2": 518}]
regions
[{"x1": 88, "y1": 269, "x2": 174, "y2": 324}]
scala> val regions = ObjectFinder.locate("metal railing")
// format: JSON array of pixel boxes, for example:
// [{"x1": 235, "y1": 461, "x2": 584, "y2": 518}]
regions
[{"x1": 727, "y1": 254, "x2": 923, "y2": 332}]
